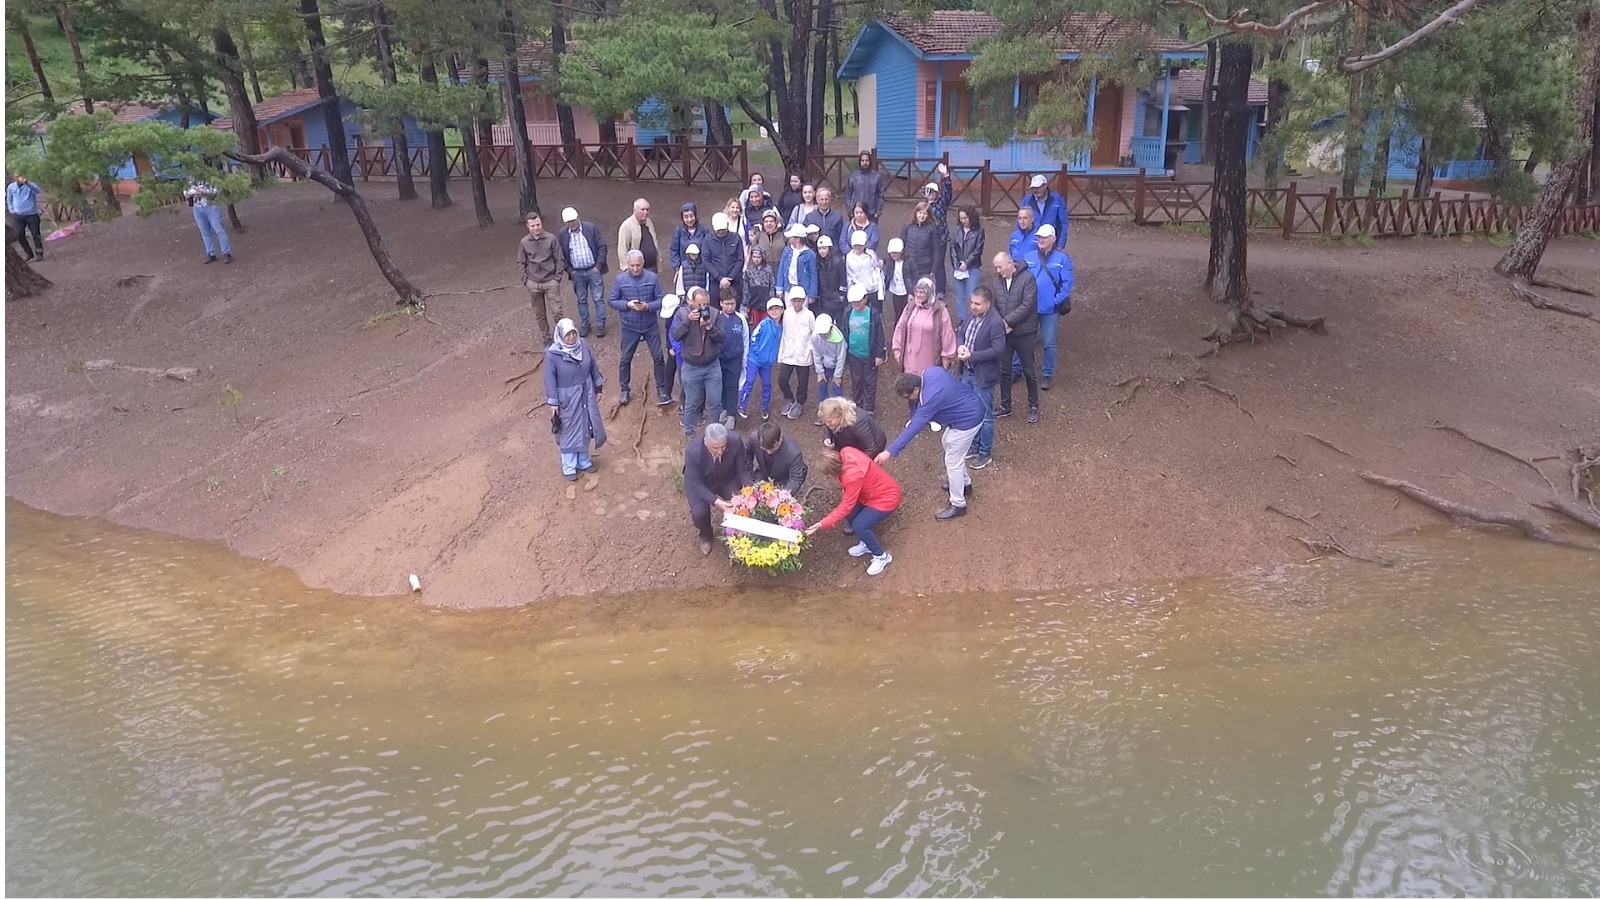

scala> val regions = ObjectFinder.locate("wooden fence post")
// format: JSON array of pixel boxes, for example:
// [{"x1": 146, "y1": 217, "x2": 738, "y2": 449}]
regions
[
  {"x1": 1362, "y1": 188, "x2": 1376, "y2": 234},
  {"x1": 1457, "y1": 192, "x2": 1469, "y2": 236},
  {"x1": 739, "y1": 140, "x2": 749, "y2": 186},
  {"x1": 1133, "y1": 169, "x2": 1146, "y2": 224},
  {"x1": 625, "y1": 140, "x2": 638, "y2": 181},
  {"x1": 1281, "y1": 181, "x2": 1297, "y2": 240},
  {"x1": 981, "y1": 160, "x2": 993, "y2": 216},
  {"x1": 682, "y1": 142, "x2": 693, "y2": 186},
  {"x1": 1321, "y1": 188, "x2": 1337, "y2": 238}
]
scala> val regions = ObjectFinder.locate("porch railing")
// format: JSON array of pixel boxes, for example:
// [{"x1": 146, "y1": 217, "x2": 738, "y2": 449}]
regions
[{"x1": 1130, "y1": 136, "x2": 1164, "y2": 171}]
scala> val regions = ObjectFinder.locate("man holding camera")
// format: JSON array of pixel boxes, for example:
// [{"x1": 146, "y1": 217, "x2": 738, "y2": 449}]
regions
[{"x1": 669, "y1": 286, "x2": 726, "y2": 435}]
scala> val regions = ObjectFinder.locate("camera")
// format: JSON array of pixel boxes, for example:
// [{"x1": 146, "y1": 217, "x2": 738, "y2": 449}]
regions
[{"x1": 689, "y1": 306, "x2": 703, "y2": 320}]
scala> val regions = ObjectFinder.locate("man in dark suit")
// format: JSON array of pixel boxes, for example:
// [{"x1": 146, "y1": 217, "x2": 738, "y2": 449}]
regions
[
  {"x1": 683, "y1": 422, "x2": 753, "y2": 555},
  {"x1": 990, "y1": 252, "x2": 1041, "y2": 424},
  {"x1": 956, "y1": 285, "x2": 1008, "y2": 470}
]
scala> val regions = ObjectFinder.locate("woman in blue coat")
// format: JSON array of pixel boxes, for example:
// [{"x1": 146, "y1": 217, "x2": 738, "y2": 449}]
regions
[
  {"x1": 775, "y1": 224, "x2": 819, "y2": 300},
  {"x1": 544, "y1": 318, "x2": 607, "y2": 480}
]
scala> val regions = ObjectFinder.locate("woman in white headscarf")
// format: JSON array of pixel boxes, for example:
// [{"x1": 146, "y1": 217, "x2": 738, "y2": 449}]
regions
[{"x1": 544, "y1": 318, "x2": 607, "y2": 480}]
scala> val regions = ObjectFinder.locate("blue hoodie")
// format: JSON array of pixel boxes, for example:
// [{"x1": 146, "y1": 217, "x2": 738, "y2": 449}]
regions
[{"x1": 886, "y1": 367, "x2": 986, "y2": 457}]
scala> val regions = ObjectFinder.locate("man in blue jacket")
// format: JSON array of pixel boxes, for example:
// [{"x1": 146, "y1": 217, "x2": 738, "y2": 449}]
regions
[
  {"x1": 608, "y1": 250, "x2": 670, "y2": 407},
  {"x1": 8, "y1": 174, "x2": 43, "y2": 260},
  {"x1": 1023, "y1": 224, "x2": 1074, "y2": 391},
  {"x1": 957, "y1": 285, "x2": 1008, "y2": 470},
  {"x1": 877, "y1": 367, "x2": 986, "y2": 520},
  {"x1": 559, "y1": 206, "x2": 609, "y2": 337},
  {"x1": 1023, "y1": 174, "x2": 1069, "y2": 244},
  {"x1": 1009, "y1": 206, "x2": 1038, "y2": 261}
]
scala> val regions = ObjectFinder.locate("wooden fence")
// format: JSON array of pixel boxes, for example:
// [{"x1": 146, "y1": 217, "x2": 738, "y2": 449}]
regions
[
  {"x1": 278, "y1": 140, "x2": 751, "y2": 186},
  {"x1": 802, "y1": 152, "x2": 1600, "y2": 242}
]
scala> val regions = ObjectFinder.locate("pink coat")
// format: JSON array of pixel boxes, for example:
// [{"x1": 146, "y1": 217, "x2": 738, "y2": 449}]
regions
[{"x1": 892, "y1": 299, "x2": 957, "y2": 376}]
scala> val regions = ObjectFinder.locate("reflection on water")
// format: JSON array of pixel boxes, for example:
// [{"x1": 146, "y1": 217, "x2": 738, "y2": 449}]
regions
[{"x1": 6, "y1": 498, "x2": 1599, "y2": 897}]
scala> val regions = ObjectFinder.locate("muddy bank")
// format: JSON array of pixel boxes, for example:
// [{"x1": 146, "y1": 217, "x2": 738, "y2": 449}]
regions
[{"x1": 6, "y1": 178, "x2": 1599, "y2": 607}]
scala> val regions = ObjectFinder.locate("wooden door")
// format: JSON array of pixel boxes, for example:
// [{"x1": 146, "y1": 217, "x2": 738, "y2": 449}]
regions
[{"x1": 1091, "y1": 85, "x2": 1123, "y2": 167}]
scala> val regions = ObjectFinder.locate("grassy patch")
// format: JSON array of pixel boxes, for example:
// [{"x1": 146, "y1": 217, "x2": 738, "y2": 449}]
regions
[
  {"x1": 669, "y1": 448, "x2": 685, "y2": 494},
  {"x1": 364, "y1": 305, "x2": 424, "y2": 329},
  {"x1": 1162, "y1": 221, "x2": 1210, "y2": 237}
]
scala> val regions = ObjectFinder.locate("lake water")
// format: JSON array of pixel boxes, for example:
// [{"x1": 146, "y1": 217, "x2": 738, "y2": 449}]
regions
[{"x1": 6, "y1": 499, "x2": 1600, "y2": 896}]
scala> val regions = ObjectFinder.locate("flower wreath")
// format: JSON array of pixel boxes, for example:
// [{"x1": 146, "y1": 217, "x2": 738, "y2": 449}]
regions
[{"x1": 724, "y1": 480, "x2": 806, "y2": 573}]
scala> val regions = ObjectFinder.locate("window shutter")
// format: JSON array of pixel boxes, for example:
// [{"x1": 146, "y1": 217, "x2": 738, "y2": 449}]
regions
[{"x1": 922, "y1": 81, "x2": 936, "y2": 137}]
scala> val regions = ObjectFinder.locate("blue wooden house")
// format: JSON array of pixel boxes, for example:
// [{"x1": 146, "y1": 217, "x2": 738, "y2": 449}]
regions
[
  {"x1": 32, "y1": 101, "x2": 220, "y2": 191},
  {"x1": 838, "y1": 12, "x2": 1211, "y2": 173},
  {"x1": 1309, "y1": 106, "x2": 1496, "y2": 186},
  {"x1": 211, "y1": 87, "x2": 429, "y2": 157}
]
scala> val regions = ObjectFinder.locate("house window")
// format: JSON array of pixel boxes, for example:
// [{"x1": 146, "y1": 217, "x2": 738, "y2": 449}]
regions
[
  {"x1": 940, "y1": 84, "x2": 980, "y2": 136},
  {"x1": 1017, "y1": 81, "x2": 1041, "y2": 120}
]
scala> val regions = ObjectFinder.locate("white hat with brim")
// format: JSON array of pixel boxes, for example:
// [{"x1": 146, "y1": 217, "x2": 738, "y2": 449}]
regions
[
  {"x1": 850, "y1": 231, "x2": 867, "y2": 246},
  {"x1": 817, "y1": 236, "x2": 833, "y2": 248},
  {"x1": 1029, "y1": 174, "x2": 1049, "y2": 188},
  {"x1": 711, "y1": 212, "x2": 729, "y2": 231},
  {"x1": 1036, "y1": 224, "x2": 1057, "y2": 239},
  {"x1": 686, "y1": 243, "x2": 700, "y2": 255},
  {"x1": 848, "y1": 284, "x2": 868, "y2": 304},
  {"x1": 659, "y1": 294, "x2": 680, "y2": 319},
  {"x1": 813, "y1": 313, "x2": 833, "y2": 335},
  {"x1": 561, "y1": 207, "x2": 579, "y2": 222},
  {"x1": 787, "y1": 286, "x2": 807, "y2": 301},
  {"x1": 923, "y1": 182, "x2": 941, "y2": 193},
  {"x1": 887, "y1": 237, "x2": 904, "y2": 253},
  {"x1": 765, "y1": 297, "x2": 784, "y2": 310},
  {"x1": 784, "y1": 224, "x2": 808, "y2": 238}
]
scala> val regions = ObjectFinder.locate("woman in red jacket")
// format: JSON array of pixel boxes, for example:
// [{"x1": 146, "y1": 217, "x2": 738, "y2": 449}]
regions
[{"x1": 806, "y1": 447, "x2": 902, "y2": 575}]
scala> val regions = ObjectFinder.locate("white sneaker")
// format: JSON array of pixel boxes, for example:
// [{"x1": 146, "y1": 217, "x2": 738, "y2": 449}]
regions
[
  {"x1": 847, "y1": 541, "x2": 871, "y2": 557},
  {"x1": 867, "y1": 552, "x2": 893, "y2": 576}
]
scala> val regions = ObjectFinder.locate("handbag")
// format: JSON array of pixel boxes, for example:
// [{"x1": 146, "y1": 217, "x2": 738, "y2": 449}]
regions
[{"x1": 550, "y1": 411, "x2": 563, "y2": 434}]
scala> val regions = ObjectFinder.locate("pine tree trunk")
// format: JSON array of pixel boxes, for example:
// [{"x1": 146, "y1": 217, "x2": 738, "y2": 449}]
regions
[
  {"x1": 1262, "y1": 40, "x2": 1290, "y2": 185},
  {"x1": 372, "y1": 2, "x2": 417, "y2": 201},
  {"x1": 1585, "y1": 94, "x2": 1600, "y2": 203},
  {"x1": 807, "y1": 0, "x2": 832, "y2": 159},
  {"x1": 1340, "y1": 6, "x2": 1370, "y2": 196},
  {"x1": 1496, "y1": 3, "x2": 1600, "y2": 280},
  {"x1": 1206, "y1": 40, "x2": 1252, "y2": 308},
  {"x1": 227, "y1": 204, "x2": 245, "y2": 232},
  {"x1": 832, "y1": 21, "x2": 845, "y2": 139},
  {"x1": 12, "y1": 11, "x2": 54, "y2": 103},
  {"x1": 1483, "y1": 115, "x2": 1515, "y2": 199},
  {"x1": 550, "y1": 0, "x2": 579, "y2": 152},
  {"x1": 704, "y1": 101, "x2": 734, "y2": 178},
  {"x1": 1370, "y1": 118, "x2": 1391, "y2": 195},
  {"x1": 1200, "y1": 40, "x2": 1217, "y2": 165},
  {"x1": 300, "y1": 0, "x2": 352, "y2": 186},
  {"x1": 7, "y1": 245, "x2": 53, "y2": 300},
  {"x1": 234, "y1": 147, "x2": 424, "y2": 306},
  {"x1": 449, "y1": 57, "x2": 495, "y2": 228},
  {"x1": 213, "y1": 28, "x2": 265, "y2": 184},
  {"x1": 238, "y1": 29, "x2": 265, "y2": 103},
  {"x1": 1413, "y1": 137, "x2": 1434, "y2": 197},
  {"x1": 60, "y1": 2, "x2": 121, "y2": 214},
  {"x1": 499, "y1": 0, "x2": 539, "y2": 215},
  {"x1": 417, "y1": 52, "x2": 452, "y2": 210}
]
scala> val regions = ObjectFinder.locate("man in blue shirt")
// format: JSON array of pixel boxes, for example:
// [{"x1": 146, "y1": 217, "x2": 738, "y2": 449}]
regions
[
  {"x1": 607, "y1": 250, "x2": 670, "y2": 407},
  {"x1": 1023, "y1": 174, "x2": 1068, "y2": 245},
  {"x1": 877, "y1": 368, "x2": 986, "y2": 520},
  {"x1": 1023, "y1": 224, "x2": 1074, "y2": 391},
  {"x1": 7, "y1": 174, "x2": 43, "y2": 260},
  {"x1": 559, "y1": 206, "x2": 608, "y2": 337}
]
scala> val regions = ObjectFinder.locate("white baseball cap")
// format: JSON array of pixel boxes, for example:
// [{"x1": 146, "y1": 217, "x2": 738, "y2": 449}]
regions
[
  {"x1": 1036, "y1": 224, "x2": 1057, "y2": 239},
  {"x1": 711, "y1": 212, "x2": 729, "y2": 231},
  {"x1": 923, "y1": 181, "x2": 940, "y2": 193},
  {"x1": 561, "y1": 206, "x2": 579, "y2": 222},
  {"x1": 686, "y1": 242, "x2": 700, "y2": 255},
  {"x1": 887, "y1": 237, "x2": 904, "y2": 253},
  {"x1": 850, "y1": 231, "x2": 867, "y2": 246},
  {"x1": 784, "y1": 224, "x2": 807, "y2": 238},
  {"x1": 765, "y1": 296, "x2": 784, "y2": 310},
  {"x1": 1029, "y1": 174, "x2": 1049, "y2": 188},
  {"x1": 659, "y1": 294, "x2": 680, "y2": 318},
  {"x1": 817, "y1": 235, "x2": 833, "y2": 248},
  {"x1": 813, "y1": 313, "x2": 833, "y2": 335},
  {"x1": 848, "y1": 284, "x2": 868, "y2": 304},
  {"x1": 787, "y1": 285, "x2": 807, "y2": 301}
]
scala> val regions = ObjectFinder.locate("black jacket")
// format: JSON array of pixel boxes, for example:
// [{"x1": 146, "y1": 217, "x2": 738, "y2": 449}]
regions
[
  {"x1": 949, "y1": 225, "x2": 986, "y2": 274},
  {"x1": 751, "y1": 431, "x2": 808, "y2": 493},
  {"x1": 558, "y1": 221, "x2": 609, "y2": 275},
  {"x1": 805, "y1": 207, "x2": 846, "y2": 249},
  {"x1": 992, "y1": 270, "x2": 1039, "y2": 337},
  {"x1": 958, "y1": 309, "x2": 1008, "y2": 389},
  {"x1": 777, "y1": 188, "x2": 805, "y2": 225},
  {"x1": 684, "y1": 432, "x2": 751, "y2": 507},
  {"x1": 900, "y1": 221, "x2": 943, "y2": 290},
  {"x1": 670, "y1": 306, "x2": 725, "y2": 366},
  {"x1": 816, "y1": 252, "x2": 847, "y2": 318},
  {"x1": 826, "y1": 412, "x2": 888, "y2": 458}
]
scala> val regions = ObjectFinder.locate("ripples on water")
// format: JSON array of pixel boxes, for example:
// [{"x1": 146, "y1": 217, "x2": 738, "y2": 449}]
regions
[{"x1": 6, "y1": 500, "x2": 1599, "y2": 897}]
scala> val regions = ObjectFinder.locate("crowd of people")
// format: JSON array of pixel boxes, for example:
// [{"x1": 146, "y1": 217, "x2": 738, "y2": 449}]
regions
[{"x1": 531, "y1": 152, "x2": 1078, "y2": 575}]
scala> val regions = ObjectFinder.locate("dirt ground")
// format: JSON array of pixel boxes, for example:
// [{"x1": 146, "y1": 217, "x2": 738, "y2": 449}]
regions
[{"x1": 6, "y1": 173, "x2": 1599, "y2": 608}]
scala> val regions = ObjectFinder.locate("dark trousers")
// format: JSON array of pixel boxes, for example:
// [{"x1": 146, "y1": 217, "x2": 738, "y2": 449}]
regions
[
  {"x1": 689, "y1": 482, "x2": 740, "y2": 539},
  {"x1": 619, "y1": 326, "x2": 667, "y2": 398},
  {"x1": 775, "y1": 362, "x2": 810, "y2": 407},
  {"x1": 12, "y1": 213, "x2": 41, "y2": 256},
  {"x1": 889, "y1": 292, "x2": 909, "y2": 323},
  {"x1": 1001, "y1": 331, "x2": 1040, "y2": 411},
  {"x1": 719, "y1": 357, "x2": 742, "y2": 422},
  {"x1": 847, "y1": 354, "x2": 878, "y2": 412},
  {"x1": 848, "y1": 503, "x2": 894, "y2": 557}
]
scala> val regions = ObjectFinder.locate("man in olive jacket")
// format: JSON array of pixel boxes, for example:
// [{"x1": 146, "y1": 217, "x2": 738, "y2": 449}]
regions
[{"x1": 990, "y1": 252, "x2": 1041, "y2": 423}]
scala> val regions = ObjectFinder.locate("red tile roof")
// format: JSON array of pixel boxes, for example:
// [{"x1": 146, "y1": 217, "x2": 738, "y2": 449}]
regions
[
  {"x1": 31, "y1": 100, "x2": 169, "y2": 134},
  {"x1": 212, "y1": 87, "x2": 323, "y2": 131},
  {"x1": 1175, "y1": 68, "x2": 1269, "y2": 106},
  {"x1": 880, "y1": 11, "x2": 1197, "y2": 56},
  {"x1": 482, "y1": 40, "x2": 563, "y2": 80}
]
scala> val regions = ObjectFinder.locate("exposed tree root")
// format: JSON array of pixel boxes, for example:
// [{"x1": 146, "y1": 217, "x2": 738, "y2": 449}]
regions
[
  {"x1": 427, "y1": 284, "x2": 520, "y2": 299},
  {"x1": 1530, "y1": 275, "x2": 1597, "y2": 297},
  {"x1": 1359, "y1": 470, "x2": 1586, "y2": 548},
  {"x1": 1197, "y1": 378, "x2": 1255, "y2": 420},
  {"x1": 1572, "y1": 448, "x2": 1600, "y2": 503},
  {"x1": 1509, "y1": 279, "x2": 1595, "y2": 319},
  {"x1": 1428, "y1": 420, "x2": 1559, "y2": 493},
  {"x1": 631, "y1": 373, "x2": 654, "y2": 462},
  {"x1": 1274, "y1": 451, "x2": 1300, "y2": 468},
  {"x1": 1303, "y1": 432, "x2": 1355, "y2": 458},
  {"x1": 1533, "y1": 496, "x2": 1600, "y2": 532},
  {"x1": 1266, "y1": 502, "x2": 1389, "y2": 565},
  {"x1": 1202, "y1": 303, "x2": 1327, "y2": 352}
]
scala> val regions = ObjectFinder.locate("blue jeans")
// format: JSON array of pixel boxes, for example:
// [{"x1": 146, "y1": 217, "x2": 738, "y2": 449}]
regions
[
  {"x1": 1038, "y1": 312, "x2": 1059, "y2": 378},
  {"x1": 817, "y1": 372, "x2": 843, "y2": 401},
  {"x1": 740, "y1": 362, "x2": 772, "y2": 412},
  {"x1": 192, "y1": 205, "x2": 231, "y2": 256},
  {"x1": 952, "y1": 271, "x2": 975, "y2": 325},
  {"x1": 848, "y1": 504, "x2": 893, "y2": 557},
  {"x1": 560, "y1": 450, "x2": 592, "y2": 476},
  {"x1": 572, "y1": 270, "x2": 605, "y2": 327},
  {"x1": 963, "y1": 373, "x2": 996, "y2": 456},
  {"x1": 680, "y1": 362, "x2": 723, "y2": 431}
]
